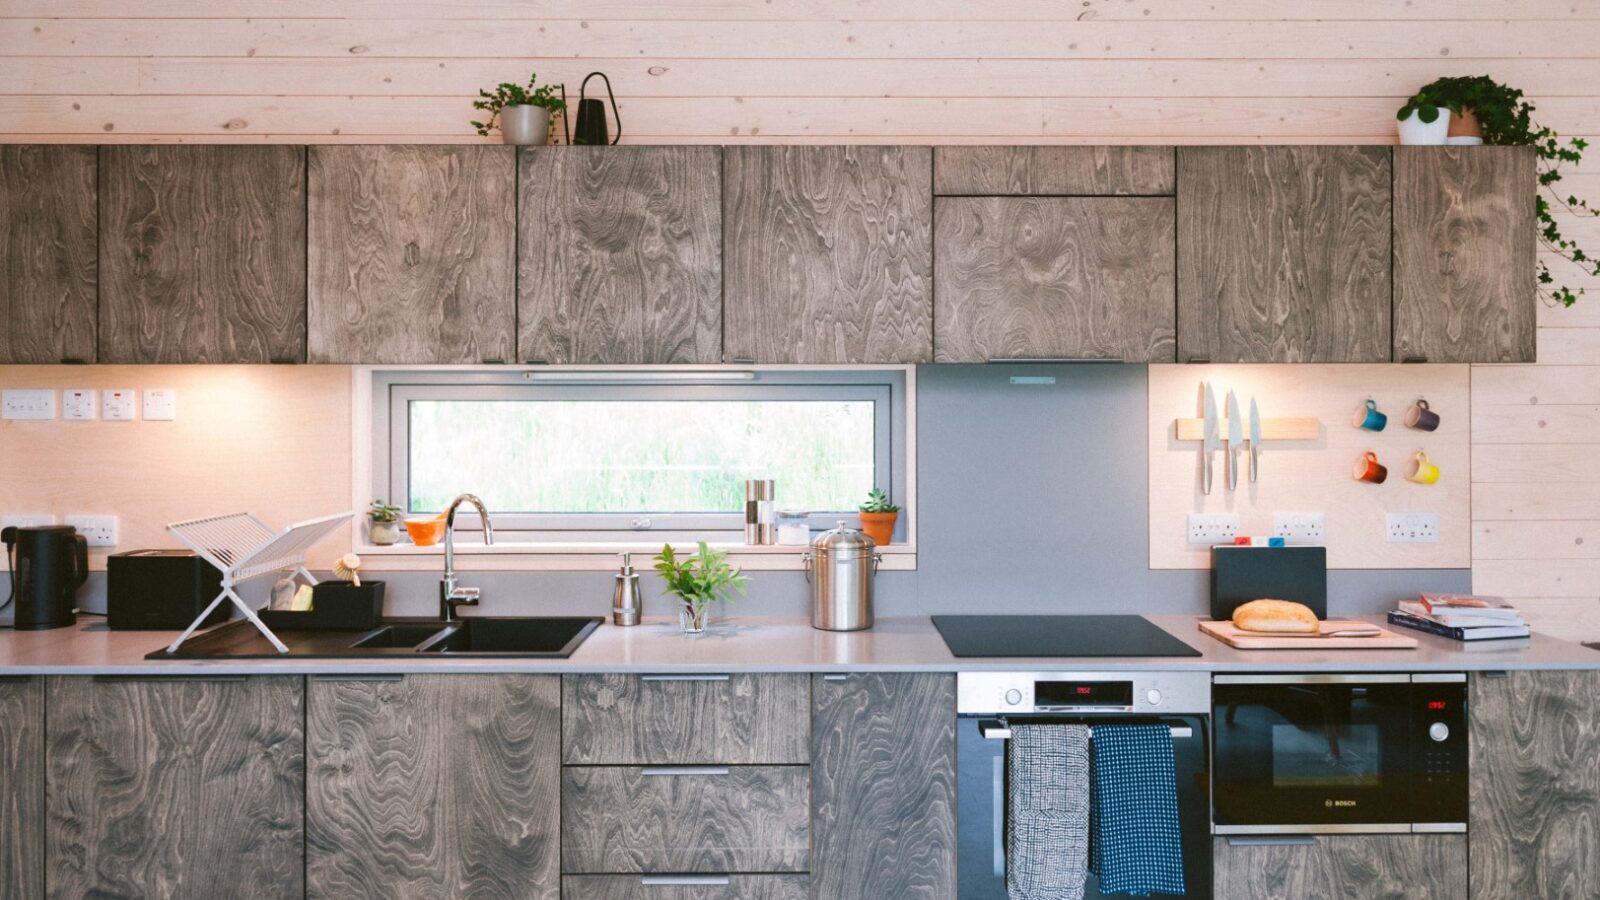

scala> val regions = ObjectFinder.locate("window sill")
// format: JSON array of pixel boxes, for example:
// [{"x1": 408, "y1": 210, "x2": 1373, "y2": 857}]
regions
[{"x1": 353, "y1": 540, "x2": 917, "y2": 573}]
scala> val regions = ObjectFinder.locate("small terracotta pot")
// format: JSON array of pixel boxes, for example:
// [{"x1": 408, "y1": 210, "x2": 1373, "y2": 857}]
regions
[
  {"x1": 858, "y1": 511, "x2": 898, "y2": 546},
  {"x1": 1447, "y1": 107, "x2": 1482, "y2": 138}
]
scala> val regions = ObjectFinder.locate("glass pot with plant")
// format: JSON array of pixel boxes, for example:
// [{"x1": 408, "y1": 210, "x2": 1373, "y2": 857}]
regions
[
  {"x1": 857, "y1": 488, "x2": 900, "y2": 546},
  {"x1": 368, "y1": 500, "x2": 403, "y2": 546},
  {"x1": 471, "y1": 71, "x2": 566, "y2": 146},
  {"x1": 654, "y1": 542, "x2": 748, "y2": 635}
]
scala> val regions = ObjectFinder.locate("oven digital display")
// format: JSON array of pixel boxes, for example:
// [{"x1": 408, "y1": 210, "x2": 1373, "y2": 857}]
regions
[
  {"x1": 1427, "y1": 700, "x2": 1448, "y2": 710},
  {"x1": 1035, "y1": 680, "x2": 1133, "y2": 707}
]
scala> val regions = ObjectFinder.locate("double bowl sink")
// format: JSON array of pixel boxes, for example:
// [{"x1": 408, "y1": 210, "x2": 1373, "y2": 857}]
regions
[{"x1": 151, "y1": 615, "x2": 603, "y2": 659}]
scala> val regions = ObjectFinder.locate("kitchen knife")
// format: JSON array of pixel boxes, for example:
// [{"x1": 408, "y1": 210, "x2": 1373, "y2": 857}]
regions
[
  {"x1": 1202, "y1": 383, "x2": 1219, "y2": 495},
  {"x1": 1249, "y1": 397, "x2": 1262, "y2": 483},
  {"x1": 1226, "y1": 390, "x2": 1242, "y2": 491}
]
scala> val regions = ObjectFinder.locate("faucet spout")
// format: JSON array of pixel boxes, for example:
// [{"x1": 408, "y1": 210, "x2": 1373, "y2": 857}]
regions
[{"x1": 440, "y1": 493, "x2": 494, "y2": 621}]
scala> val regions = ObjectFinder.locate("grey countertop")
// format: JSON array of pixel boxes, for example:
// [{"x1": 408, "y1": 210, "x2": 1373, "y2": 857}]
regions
[{"x1": 3, "y1": 615, "x2": 1598, "y2": 675}]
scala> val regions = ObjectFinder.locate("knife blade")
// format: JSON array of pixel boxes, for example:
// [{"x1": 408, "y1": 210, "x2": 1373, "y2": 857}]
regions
[
  {"x1": 1226, "y1": 390, "x2": 1242, "y2": 491},
  {"x1": 1249, "y1": 397, "x2": 1262, "y2": 483},
  {"x1": 1202, "y1": 383, "x2": 1218, "y2": 495}
]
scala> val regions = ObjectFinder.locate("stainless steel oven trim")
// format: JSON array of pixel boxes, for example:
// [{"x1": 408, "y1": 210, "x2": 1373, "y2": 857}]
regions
[
  {"x1": 1412, "y1": 673, "x2": 1467, "y2": 683},
  {"x1": 1213, "y1": 673, "x2": 1410, "y2": 685},
  {"x1": 1411, "y1": 822, "x2": 1468, "y2": 833},
  {"x1": 1214, "y1": 823, "x2": 1414, "y2": 835},
  {"x1": 978, "y1": 718, "x2": 1192, "y2": 741}
]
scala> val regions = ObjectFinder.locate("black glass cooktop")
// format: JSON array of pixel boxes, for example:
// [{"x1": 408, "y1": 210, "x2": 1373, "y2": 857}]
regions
[{"x1": 932, "y1": 614, "x2": 1202, "y2": 658}]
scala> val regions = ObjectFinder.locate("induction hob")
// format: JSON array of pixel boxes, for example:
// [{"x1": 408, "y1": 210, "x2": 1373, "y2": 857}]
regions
[{"x1": 932, "y1": 614, "x2": 1202, "y2": 658}]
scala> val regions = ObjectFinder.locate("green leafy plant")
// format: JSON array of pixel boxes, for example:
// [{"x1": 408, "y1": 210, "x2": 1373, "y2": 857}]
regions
[
  {"x1": 654, "y1": 542, "x2": 748, "y2": 629},
  {"x1": 1398, "y1": 75, "x2": 1598, "y2": 306},
  {"x1": 470, "y1": 71, "x2": 566, "y2": 138},
  {"x1": 858, "y1": 488, "x2": 900, "y2": 514},
  {"x1": 369, "y1": 499, "x2": 403, "y2": 524}
]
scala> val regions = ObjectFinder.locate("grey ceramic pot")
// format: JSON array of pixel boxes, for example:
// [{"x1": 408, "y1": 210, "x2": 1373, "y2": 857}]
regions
[{"x1": 500, "y1": 105, "x2": 551, "y2": 145}]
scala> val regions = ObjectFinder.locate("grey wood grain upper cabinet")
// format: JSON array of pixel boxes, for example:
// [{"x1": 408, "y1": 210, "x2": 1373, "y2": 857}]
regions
[
  {"x1": 1395, "y1": 146, "x2": 1537, "y2": 363},
  {"x1": 934, "y1": 146, "x2": 1174, "y2": 196},
  {"x1": 1177, "y1": 146, "x2": 1392, "y2": 363},
  {"x1": 811, "y1": 673, "x2": 956, "y2": 900},
  {"x1": 45, "y1": 676, "x2": 304, "y2": 900},
  {"x1": 934, "y1": 196, "x2": 1175, "y2": 362},
  {"x1": 519, "y1": 146, "x2": 721, "y2": 364},
  {"x1": 1470, "y1": 670, "x2": 1600, "y2": 899},
  {"x1": 1213, "y1": 834, "x2": 1466, "y2": 899},
  {"x1": 0, "y1": 147, "x2": 97, "y2": 364},
  {"x1": 308, "y1": 145, "x2": 515, "y2": 364},
  {"x1": 99, "y1": 145, "x2": 306, "y2": 363},
  {"x1": 306, "y1": 674, "x2": 560, "y2": 900},
  {"x1": 0, "y1": 678, "x2": 43, "y2": 900},
  {"x1": 723, "y1": 146, "x2": 933, "y2": 364}
]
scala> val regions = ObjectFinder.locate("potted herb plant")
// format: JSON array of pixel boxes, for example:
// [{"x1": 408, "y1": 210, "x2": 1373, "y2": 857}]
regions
[
  {"x1": 1397, "y1": 75, "x2": 1598, "y2": 306},
  {"x1": 1395, "y1": 91, "x2": 1451, "y2": 145},
  {"x1": 471, "y1": 72, "x2": 566, "y2": 145},
  {"x1": 654, "y1": 542, "x2": 748, "y2": 635},
  {"x1": 857, "y1": 488, "x2": 900, "y2": 546},
  {"x1": 368, "y1": 500, "x2": 403, "y2": 546}
]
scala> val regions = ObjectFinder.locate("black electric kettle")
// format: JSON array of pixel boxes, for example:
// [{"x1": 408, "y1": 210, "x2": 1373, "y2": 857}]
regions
[
  {"x1": 2, "y1": 525, "x2": 87, "y2": 630},
  {"x1": 567, "y1": 71, "x2": 620, "y2": 145}
]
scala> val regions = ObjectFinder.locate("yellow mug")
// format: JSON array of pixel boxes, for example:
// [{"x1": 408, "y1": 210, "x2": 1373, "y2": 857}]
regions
[{"x1": 1407, "y1": 451, "x2": 1441, "y2": 485}]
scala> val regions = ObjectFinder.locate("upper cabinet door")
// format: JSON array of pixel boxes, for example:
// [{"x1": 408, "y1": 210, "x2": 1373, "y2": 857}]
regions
[
  {"x1": 308, "y1": 145, "x2": 515, "y2": 364},
  {"x1": 934, "y1": 146, "x2": 1174, "y2": 196},
  {"x1": 0, "y1": 146, "x2": 97, "y2": 364},
  {"x1": 1394, "y1": 146, "x2": 1537, "y2": 363},
  {"x1": 935, "y1": 196, "x2": 1175, "y2": 362},
  {"x1": 724, "y1": 146, "x2": 933, "y2": 364},
  {"x1": 1177, "y1": 146, "x2": 1392, "y2": 363},
  {"x1": 100, "y1": 146, "x2": 306, "y2": 363},
  {"x1": 519, "y1": 146, "x2": 721, "y2": 364}
]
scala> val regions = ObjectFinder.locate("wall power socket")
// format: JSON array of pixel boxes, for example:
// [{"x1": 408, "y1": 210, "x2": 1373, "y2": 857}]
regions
[
  {"x1": 63, "y1": 515, "x2": 118, "y2": 547},
  {"x1": 1273, "y1": 512, "x2": 1326, "y2": 542},
  {"x1": 1387, "y1": 512, "x2": 1439, "y2": 543},
  {"x1": 1187, "y1": 513, "x2": 1240, "y2": 544}
]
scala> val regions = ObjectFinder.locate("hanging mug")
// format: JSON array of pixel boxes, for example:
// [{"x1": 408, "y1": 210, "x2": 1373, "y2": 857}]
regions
[
  {"x1": 1405, "y1": 399, "x2": 1440, "y2": 432},
  {"x1": 1354, "y1": 451, "x2": 1388, "y2": 484},
  {"x1": 1407, "y1": 451, "x2": 1441, "y2": 485},
  {"x1": 1353, "y1": 399, "x2": 1387, "y2": 432}
]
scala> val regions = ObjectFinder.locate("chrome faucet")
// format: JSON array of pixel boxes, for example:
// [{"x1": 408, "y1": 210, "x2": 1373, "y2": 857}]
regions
[{"x1": 440, "y1": 493, "x2": 494, "y2": 621}]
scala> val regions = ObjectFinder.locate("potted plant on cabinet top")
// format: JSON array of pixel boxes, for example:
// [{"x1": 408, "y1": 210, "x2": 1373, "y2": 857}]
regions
[
  {"x1": 654, "y1": 542, "x2": 748, "y2": 636},
  {"x1": 368, "y1": 500, "x2": 403, "y2": 546},
  {"x1": 857, "y1": 488, "x2": 900, "y2": 546},
  {"x1": 471, "y1": 71, "x2": 566, "y2": 145},
  {"x1": 1396, "y1": 74, "x2": 1598, "y2": 307}
]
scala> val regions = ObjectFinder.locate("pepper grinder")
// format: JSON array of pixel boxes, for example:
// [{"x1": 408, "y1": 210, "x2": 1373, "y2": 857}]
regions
[{"x1": 611, "y1": 552, "x2": 642, "y2": 626}]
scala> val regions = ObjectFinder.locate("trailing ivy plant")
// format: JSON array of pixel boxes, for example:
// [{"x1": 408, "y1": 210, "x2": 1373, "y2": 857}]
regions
[
  {"x1": 1399, "y1": 75, "x2": 1597, "y2": 307},
  {"x1": 470, "y1": 72, "x2": 566, "y2": 138}
]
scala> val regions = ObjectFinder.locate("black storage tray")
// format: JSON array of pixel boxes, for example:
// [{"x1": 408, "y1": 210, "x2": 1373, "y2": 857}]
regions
[{"x1": 257, "y1": 581, "x2": 385, "y2": 631}]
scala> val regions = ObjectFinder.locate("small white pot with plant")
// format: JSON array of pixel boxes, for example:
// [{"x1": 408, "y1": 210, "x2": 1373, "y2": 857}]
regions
[
  {"x1": 368, "y1": 500, "x2": 403, "y2": 546},
  {"x1": 1395, "y1": 95, "x2": 1450, "y2": 145},
  {"x1": 471, "y1": 71, "x2": 566, "y2": 146},
  {"x1": 654, "y1": 542, "x2": 748, "y2": 636}
]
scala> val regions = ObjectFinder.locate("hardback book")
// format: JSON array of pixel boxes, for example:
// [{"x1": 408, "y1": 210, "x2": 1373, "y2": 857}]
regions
[
  {"x1": 1417, "y1": 593, "x2": 1523, "y2": 622},
  {"x1": 1388, "y1": 611, "x2": 1531, "y2": 642},
  {"x1": 1399, "y1": 599, "x2": 1525, "y2": 628}
]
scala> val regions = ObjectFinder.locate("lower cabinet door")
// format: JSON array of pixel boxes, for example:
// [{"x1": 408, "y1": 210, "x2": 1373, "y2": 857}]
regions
[
  {"x1": 44, "y1": 675, "x2": 305, "y2": 900},
  {"x1": 306, "y1": 674, "x2": 561, "y2": 900},
  {"x1": 0, "y1": 677, "x2": 43, "y2": 900},
  {"x1": 563, "y1": 874, "x2": 809, "y2": 900},
  {"x1": 1213, "y1": 835, "x2": 1466, "y2": 900}
]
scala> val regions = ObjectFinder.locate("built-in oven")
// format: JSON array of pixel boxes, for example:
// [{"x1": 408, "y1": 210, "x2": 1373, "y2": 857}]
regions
[
  {"x1": 1211, "y1": 673, "x2": 1468, "y2": 834},
  {"x1": 957, "y1": 671, "x2": 1212, "y2": 900}
]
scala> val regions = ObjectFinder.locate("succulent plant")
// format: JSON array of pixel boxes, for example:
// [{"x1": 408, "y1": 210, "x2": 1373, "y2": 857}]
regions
[{"x1": 858, "y1": 488, "x2": 900, "y2": 514}]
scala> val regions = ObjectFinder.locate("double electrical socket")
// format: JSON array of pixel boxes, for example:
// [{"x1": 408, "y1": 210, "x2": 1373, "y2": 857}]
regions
[
  {"x1": 1187, "y1": 513, "x2": 1240, "y2": 544},
  {"x1": 1273, "y1": 512, "x2": 1326, "y2": 542},
  {"x1": 63, "y1": 515, "x2": 118, "y2": 547},
  {"x1": 1387, "y1": 512, "x2": 1440, "y2": 543}
]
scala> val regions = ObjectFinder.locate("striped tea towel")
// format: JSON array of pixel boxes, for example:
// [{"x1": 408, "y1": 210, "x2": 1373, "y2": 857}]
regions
[
  {"x1": 1006, "y1": 724, "x2": 1091, "y2": 900},
  {"x1": 1089, "y1": 723, "x2": 1186, "y2": 896}
]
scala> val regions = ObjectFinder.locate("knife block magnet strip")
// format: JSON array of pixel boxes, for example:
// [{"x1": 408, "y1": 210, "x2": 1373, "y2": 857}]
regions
[{"x1": 1176, "y1": 417, "x2": 1320, "y2": 441}]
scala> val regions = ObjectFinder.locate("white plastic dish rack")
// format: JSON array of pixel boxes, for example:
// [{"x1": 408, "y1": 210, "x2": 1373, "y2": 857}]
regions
[{"x1": 163, "y1": 510, "x2": 353, "y2": 655}]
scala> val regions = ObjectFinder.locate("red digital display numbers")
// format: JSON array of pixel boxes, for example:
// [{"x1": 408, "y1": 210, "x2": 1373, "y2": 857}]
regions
[
  {"x1": 1427, "y1": 700, "x2": 1448, "y2": 710},
  {"x1": 1076, "y1": 686, "x2": 1094, "y2": 695}
]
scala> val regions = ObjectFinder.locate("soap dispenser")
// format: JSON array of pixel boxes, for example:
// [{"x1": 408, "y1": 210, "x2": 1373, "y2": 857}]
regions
[{"x1": 612, "y1": 552, "x2": 642, "y2": 626}]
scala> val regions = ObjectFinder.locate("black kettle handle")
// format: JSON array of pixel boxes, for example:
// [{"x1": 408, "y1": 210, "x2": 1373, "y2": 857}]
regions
[
  {"x1": 578, "y1": 71, "x2": 621, "y2": 145},
  {"x1": 71, "y1": 534, "x2": 88, "y2": 589}
]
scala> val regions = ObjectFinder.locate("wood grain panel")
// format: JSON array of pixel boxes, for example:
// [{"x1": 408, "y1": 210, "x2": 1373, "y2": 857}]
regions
[
  {"x1": 563, "y1": 674, "x2": 809, "y2": 766},
  {"x1": 934, "y1": 196, "x2": 1175, "y2": 362},
  {"x1": 1472, "y1": 364, "x2": 1600, "y2": 408},
  {"x1": 518, "y1": 146, "x2": 721, "y2": 364},
  {"x1": 1213, "y1": 835, "x2": 1467, "y2": 900},
  {"x1": 1474, "y1": 483, "x2": 1600, "y2": 522},
  {"x1": 562, "y1": 875, "x2": 808, "y2": 900},
  {"x1": 98, "y1": 145, "x2": 306, "y2": 363},
  {"x1": 1473, "y1": 558, "x2": 1600, "y2": 599},
  {"x1": 934, "y1": 145, "x2": 1172, "y2": 195},
  {"x1": 1176, "y1": 145, "x2": 1392, "y2": 363},
  {"x1": 561, "y1": 766, "x2": 810, "y2": 874},
  {"x1": 1395, "y1": 146, "x2": 1538, "y2": 363},
  {"x1": 1474, "y1": 444, "x2": 1600, "y2": 483},
  {"x1": 811, "y1": 673, "x2": 956, "y2": 900},
  {"x1": 1470, "y1": 671, "x2": 1600, "y2": 900},
  {"x1": 45, "y1": 676, "x2": 304, "y2": 900},
  {"x1": 723, "y1": 145, "x2": 932, "y2": 364},
  {"x1": 1474, "y1": 520, "x2": 1600, "y2": 560},
  {"x1": 0, "y1": 145, "x2": 96, "y2": 363},
  {"x1": 0, "y1": 678, "x2": 43, "y2": 900},
  {"x1": 1473, "y1": 404, "x2": 1600, "y2": 445},
  {"x1": 306, "y1": 674, "x2": 560, "y2": 900},
  {"x1": 308, "y1": 144, "x2": 514, "y2": 363}
]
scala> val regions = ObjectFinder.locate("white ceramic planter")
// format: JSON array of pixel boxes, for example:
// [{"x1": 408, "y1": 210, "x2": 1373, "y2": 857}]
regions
[
  {"x1": 369, "y1": 520, "x2": 401, "y2": 546},
  {"x1": 1397, "y1": 107, "x2": 1450, "y2": 145},
  {"x1": 500, "y1": 105, "x2": 551, "y2": 146}
]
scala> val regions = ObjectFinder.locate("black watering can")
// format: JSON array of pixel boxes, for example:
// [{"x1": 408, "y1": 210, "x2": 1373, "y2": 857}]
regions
[{"x1": 564, "y1": 72, "x2": 620, "y2": 145}]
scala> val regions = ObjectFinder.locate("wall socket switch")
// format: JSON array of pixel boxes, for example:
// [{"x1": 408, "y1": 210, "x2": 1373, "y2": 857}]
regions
[
  {"x1": 64, "y1": 515, "x2": 117, "y2": 547},
  {"x1": 1, "y1": 514, "x2": 56, "y2": 530},
  {"x1": 142, "y1": 388, "x2": 176, "y2": 421},
  {"x1": 62, "y1": 389, "x2": 97, "y2": 420},
  {"x1": 2, "y1": 389, "x2": 55, "y2": 420},
  {"x1": 1387, "y1": 512, "x2": 1439, "y2": 543},
  {"x1": 102, "y1": 389, "x2": 137, "y2": 421},
  {"x1": 1273, "y1": 512, "x2": 1326, "y2": 542},
  {"x1": 1187, "y1": 513, "x2": 1240, "y2": 544}
]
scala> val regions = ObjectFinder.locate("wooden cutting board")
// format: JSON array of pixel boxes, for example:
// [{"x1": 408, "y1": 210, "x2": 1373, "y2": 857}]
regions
[{"x1": 1200, "y1": 619, "x2": 1419, "y2": 650}]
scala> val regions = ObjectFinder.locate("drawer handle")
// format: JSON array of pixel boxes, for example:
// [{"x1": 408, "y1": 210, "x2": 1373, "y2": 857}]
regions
[
  {"x1": 1227, "y1": 836, "x2": 1317, "y2": 847},
  {"x1": 642, "y1": 766, "x2": 730, "y2": 777},
  {"x1": 641, "y1": 875, "x2": 731, "y2": 886},
  {"x1": 822, "y1": 674, "x2": 849, "y2": 681},
  {"x1": 641, "y1": 674, "x2": 731, "y2": 682},
  {"x1": 92, "y1": 674, "x2": 247, "y2": 683}
]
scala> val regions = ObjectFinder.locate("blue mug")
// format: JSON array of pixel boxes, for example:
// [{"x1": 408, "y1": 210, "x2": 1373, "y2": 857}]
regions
[{"x1": 1353, "y1": 399, "x2": 1387, "y2": 432}]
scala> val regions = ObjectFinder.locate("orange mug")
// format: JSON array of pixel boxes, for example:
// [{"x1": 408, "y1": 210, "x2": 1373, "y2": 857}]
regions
[{"x1": 1353, "y1": 451, "x2": 1388, "y2": 484}]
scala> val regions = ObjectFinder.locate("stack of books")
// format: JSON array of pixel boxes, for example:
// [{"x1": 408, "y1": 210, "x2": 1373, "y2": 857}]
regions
[{"x1": 1388, "y1": 594, "x2": 1531, "y2": 642}]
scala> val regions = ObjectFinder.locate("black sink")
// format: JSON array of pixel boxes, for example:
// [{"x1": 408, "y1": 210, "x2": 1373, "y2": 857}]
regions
[
  {"x1": 418, "y1": 616, "x2": 602, "y2": 657},
  {"x1": 148, "y1": 615, "x2": 603, "y2": 659},
  {"x1": 351, "y1": 624, "x2": 448, "y2": 650}
]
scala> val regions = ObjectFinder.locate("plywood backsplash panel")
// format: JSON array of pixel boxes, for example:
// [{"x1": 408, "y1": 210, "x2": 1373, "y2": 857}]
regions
[{"x1": 1148, "y1": 364, "x2": 1470, "y2": 570}]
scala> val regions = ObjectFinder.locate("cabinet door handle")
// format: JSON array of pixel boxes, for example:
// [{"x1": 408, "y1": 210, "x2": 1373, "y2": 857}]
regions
[
  {"x1": 311, "y1": 674, "x2": 405, "y2": 682},
  {"x1": 1227, "y1": 836, "x2": 1317, "y2": 847},
  {"x1": 822, "y1": 674, "x2": 849, "y2": 681},
  {"x1": 641, "y1": 674, "x2": 730, "y2": 682},
  {"x1": 92, "y1": 674, "x2": 246, "y2": 683},
  {"x1": 641, "y1": 766, "x2": 730, "y2": 777},
  {"x1": 641, "y1": 875, "x2": 731, "y2": 886}
]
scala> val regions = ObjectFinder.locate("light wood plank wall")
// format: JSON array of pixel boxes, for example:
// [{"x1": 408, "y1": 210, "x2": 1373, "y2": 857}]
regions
[{"x1": 1, "y1": 0, "x2": 1597, "y2": 636}]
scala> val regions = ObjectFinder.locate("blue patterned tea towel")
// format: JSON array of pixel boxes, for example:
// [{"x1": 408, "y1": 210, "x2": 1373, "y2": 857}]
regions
[{"x1": 1089, "y1": 723, "x2": 1185, "y2": 896}]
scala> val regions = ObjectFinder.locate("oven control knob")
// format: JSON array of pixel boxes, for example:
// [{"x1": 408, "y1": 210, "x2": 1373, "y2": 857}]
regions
[
  {"x1": 1428, "y1": 722, "x2": 1450, "y2": 743},
  {"x1": 1004, "y1": 689, "x2": 1023, "y2": 706},
  {"x1": 1146, "y1": 689, "x2": 1163, "y2": 706}
]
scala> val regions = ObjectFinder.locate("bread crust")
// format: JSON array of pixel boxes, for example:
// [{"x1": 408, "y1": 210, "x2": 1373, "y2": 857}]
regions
[{"x1": 1232, "y1": 598, "x2": 1319, "y2": 633}]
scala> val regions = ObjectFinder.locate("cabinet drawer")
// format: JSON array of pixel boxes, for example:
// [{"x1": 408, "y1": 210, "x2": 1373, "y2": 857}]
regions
[
  {"x1": 563, "y1": 875, "x2": 808, "y2": 900},
  {"x1": 562, "y1": 766, "x2": 810, "y2": 874},
  {"x1": 563, "y1": 674, "x2": 809, "y2": 765}
]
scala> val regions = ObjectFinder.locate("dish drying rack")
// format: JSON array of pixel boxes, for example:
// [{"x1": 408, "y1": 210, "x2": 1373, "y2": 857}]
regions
[{"x1": 163, "y1": 511, "x2": 352, "y2": 655}]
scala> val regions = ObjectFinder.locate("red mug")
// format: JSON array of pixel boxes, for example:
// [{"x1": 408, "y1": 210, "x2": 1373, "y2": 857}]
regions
[{"x1": 1353, "y1": 451, "x2": 1388, "y2": 484}]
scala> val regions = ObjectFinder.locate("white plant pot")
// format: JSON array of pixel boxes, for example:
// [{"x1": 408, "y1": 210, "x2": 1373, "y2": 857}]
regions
[
  {"x1": 1397, "y1": 107, "x2": 1450, "y2": 145},
  {"x1": 500, "y1": 105, "x2": 551, "y2": 146},
  {"x1": 369, "y1": 521, "x2": 401, "y2": 546}
]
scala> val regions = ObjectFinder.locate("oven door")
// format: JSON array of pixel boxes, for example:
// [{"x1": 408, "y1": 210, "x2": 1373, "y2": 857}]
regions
[{"x1": 1212, "y1": 674, "x2": 1413, "y2": 832}]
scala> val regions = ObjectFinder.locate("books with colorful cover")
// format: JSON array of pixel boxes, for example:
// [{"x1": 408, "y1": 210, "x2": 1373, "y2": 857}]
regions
[
  {"x1": 1417, "y1": 593, "x2": 1522, "y2": 622},
  {"x1": 1388, "y1": 611, "x2": 1531, "y2": 642},
  {"x1": 1398, "y1": 599, "x2": 1525, "y2": 628}
]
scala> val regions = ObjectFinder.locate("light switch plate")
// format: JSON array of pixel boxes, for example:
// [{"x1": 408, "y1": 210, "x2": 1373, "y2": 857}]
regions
[
  {"x1": 102, "y1": 389, "x2": 137, "y2": 421},
  {"x1": 1387, "y1": 512, "x2": 1440, "y2": 543},
  {"x1": 2, "y1": 389, "x2": 55, "y2": 420},
  {"x1": 141, "y1": 388, "x2": 176, "y2": 421},
  {"x1": 63, "y1": 515, "x2": 117, "y2": 547},
  {"x1": 62, "y1": 389, "x2": 97, "y2": 420}
]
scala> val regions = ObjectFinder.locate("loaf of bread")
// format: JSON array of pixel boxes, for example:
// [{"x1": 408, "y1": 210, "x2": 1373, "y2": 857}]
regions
[{"x1": 1231, "y1": 599, "x2": 1319, "y2": 633}]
